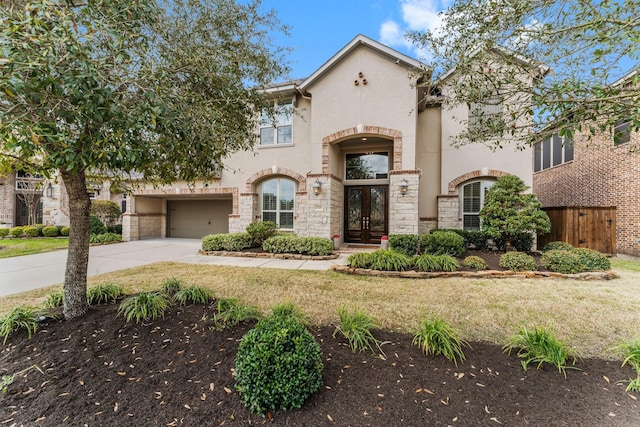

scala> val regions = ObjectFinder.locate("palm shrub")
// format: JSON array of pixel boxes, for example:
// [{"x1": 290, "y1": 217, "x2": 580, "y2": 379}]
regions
[
  {"x1": 270, "y1": 301, "x2": 308, "y2": 325},
  {"x1": 542, "y1": 250, "x2": 584, "y2": 274},
  {"x1": 422, "y1": 230, "x2": 465, "y2": 256},
  {"x1": 173, "y1": 286, "x2": 213, "y2": 306},
  {"x1": 368, "y1": 249, "x2": 412, "y2": 271},
  {"x1": 346, "y1": 252, "x2": 373, "y2": 269},
  {"x1": 572, "y1": 248, "x2": 610, "y2": 271},
  {"x1": 610, "y1": 339, "x2": 640, "y2": 393},
  {"x1": 235, "y1": 316, "x2": 323, "y2": 414},
  {"x1": 542, "y1": 241, "x2": 573, "y2": 252},
  {"x1": 0, "y1": 307, "x2": 39, "y2": 344},
  {"x1": 87, "y1": 284, "x2": 123, "y2": 305},
  {"x1": 44, "y1": 290, "x2": 64, "y2": 308},
  {"x1": 499, "y1": 251, "x2": 537, "y2": 271},
  {"x1": 213, "y1": 297, "x2": 261, "y2": 329},
  {"x1": 412, "y1": 316, "x2": 468, "y2": 365},
  {"x1": 503, "y1": 326, "x2": 576, "y2": 377},
  {"x1": 463, "y1": 255, "x2": 488, "y2": 270},
  {"x1": 333, "y1": 306, "x2": 383, "y2": 354},
  {"x1": 118, "y1": 292, "x2": 170, "y2": 324},
  {"x1": 413, "y1": 254, "x2": 459, "y2": 272},
  {"x1": 161, "y1": 277, "x2": 182, "y2": 295}
]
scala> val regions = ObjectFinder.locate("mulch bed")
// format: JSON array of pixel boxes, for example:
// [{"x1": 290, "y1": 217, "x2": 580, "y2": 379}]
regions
[{"x1": 1, "y1": 303, "x2": 638, "y2": 426}]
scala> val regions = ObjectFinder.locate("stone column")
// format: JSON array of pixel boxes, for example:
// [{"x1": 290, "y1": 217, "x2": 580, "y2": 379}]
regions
[{"x1": 388, "y1": 171, "x2": 420, "y2": 235}]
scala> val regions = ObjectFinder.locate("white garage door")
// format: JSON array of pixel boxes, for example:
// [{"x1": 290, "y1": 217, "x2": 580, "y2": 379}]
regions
[{"x1": 167, "y1": 199, "x2": 232, "y2": 239}]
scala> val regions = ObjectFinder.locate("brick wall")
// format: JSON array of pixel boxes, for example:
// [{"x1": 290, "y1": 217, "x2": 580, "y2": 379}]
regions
[{"x1": 533, "y1": 129, "x2": 640, "y2": 256}]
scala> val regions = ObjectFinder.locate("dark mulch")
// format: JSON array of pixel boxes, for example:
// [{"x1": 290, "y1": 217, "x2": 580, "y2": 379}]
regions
[{"x1": 1, "y1": 303, "x2": 638, "y2": 426}]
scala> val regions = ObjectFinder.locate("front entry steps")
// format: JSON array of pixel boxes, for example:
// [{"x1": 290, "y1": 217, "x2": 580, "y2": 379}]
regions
[{"x1": 335, "y1": 244, "x2": 380, "y2": 254}]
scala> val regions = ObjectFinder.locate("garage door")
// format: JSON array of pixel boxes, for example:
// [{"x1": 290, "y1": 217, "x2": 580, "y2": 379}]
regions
[{"x1": 167, "y1": 199, "x2": 232, "y2": 239}]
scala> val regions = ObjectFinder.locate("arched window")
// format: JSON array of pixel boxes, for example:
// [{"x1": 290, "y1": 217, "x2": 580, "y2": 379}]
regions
[
  {"x1": 261, "y1": 178, "x2": 295, "y2": 229},
  {"x1": 461, "y1": 180, "x2": 494, "y2": 230}
]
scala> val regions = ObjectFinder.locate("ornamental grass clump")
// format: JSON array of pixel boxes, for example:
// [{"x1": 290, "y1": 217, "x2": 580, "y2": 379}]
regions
[
  {"x1": 463, "y1": 255, "x2": 488, "y2": 270},
  {"x1": 413, "y1": 254, "x2": 459, "y2": 272},
  {"x1": 499, "y1": 251, "x2": 537, "y2": 272},
  {"x1": 333, "y1": 306, "x2": 383, "y2": 354},
  {"x1": 368, "y1": 249, "x2": 412, "y2": 271},
  {"x1": 173, "y1": 286, "x2": 213, "y2": 306},
  {"x1": 213, "y1": 297, "x2": 261, "y2": 329},
  {"x1": 160, "y1": 277, "x2": 182, "y2": 295},
  {"x1": 412, "y1": 316, "x2": 468, "y2": 366},
  {"x1": 118, "y1": 292, "x2": 170, "y2": 324},
  {"x1": 87, "y1": 283, "x2": 123, "y2": 305},
  {"x1": 235, "y1": 316, "x2": 323, "y2": 414},
  {"x1": 44, "y1": 290, "x2": 64, "y2": 308},
  {"x1": 270, "y1": 301, "x2": 308, "y2": 325},
  {"x1": 0, "y1": 307, "x2": 39, "y2": 344},
  {"x1": 422, "y1": 230, "x2": 465, "y2": 257},
  {"x1": 346, "y1": 252, "x2": 373, "y2": 269},
  {"x1": 610, "y1": 339, "x2": 640, "y2": 393},
  {"x1": 503, "y1": 326, "x2": 577, "y2": 377}
]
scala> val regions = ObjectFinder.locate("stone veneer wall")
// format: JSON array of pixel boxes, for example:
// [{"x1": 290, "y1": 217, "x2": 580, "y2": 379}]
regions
[
  {"x1": 122, "y1": 213, "x2": 165, "y2": 240},
  {"x1": 388, "y1": 171, "x2": 420, "y2": 235},
  {"x1": 437, "y1": 195, "x2": 460, "y2": 230},
  {"x1": 0, "y1": 174, "x2": 16, "y2": 226},
  {"x1": 533, "y1": 129, "x2": 640, "y2": 256},
  {"x1": 302, "y1": 175, "x2": 342, "y2": 240}
]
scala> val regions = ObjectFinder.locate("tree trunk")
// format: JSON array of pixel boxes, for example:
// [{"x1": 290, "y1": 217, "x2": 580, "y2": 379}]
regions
[{"x1": 61, "y1": 169, "x2": 91, "y2": 320}]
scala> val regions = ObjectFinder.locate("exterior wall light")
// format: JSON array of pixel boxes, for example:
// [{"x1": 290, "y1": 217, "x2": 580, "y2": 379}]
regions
[
  {"x1": 312, "y1": 179, "x2": 322, "y2": 196},
  {"x1": 400, "y1": 179, "x2": 409, "y2": 195},
  {"x1": 45, "y1": 183, "x2": 53, "y2": 198}
]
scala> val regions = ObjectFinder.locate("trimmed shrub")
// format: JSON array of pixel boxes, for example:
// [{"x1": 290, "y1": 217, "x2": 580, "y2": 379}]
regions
[
  {"x1": 465, "y1": 230, "x2": 490, "y2": 250},
  {"x1": 572, "y1": 248, "x2": 611, "y2": 271},
  {"x1": 202, "y1": 234, "x2": 226, "y2": 251},
  {"x1": 9, "y1": 226, "x2": 23, "y2": 238},
  {"x1": 0, "y1": 228, "x2": 8, "y2": 238},
  {"x1": 346, "y1": 252, "x2": 373, "y2": 269},
  {"x1": 262, "y1": 235, "x2": 333, "y2": 256},
  {"x1": 499, "y1": 251, "x2": 537, "y2": 272},
  {"x1": 107, "y1": 224, "x2": 123, "y2": 234},
  {"x1": 368, "y1": 250, "x2": 412, "y2": 271},
  {"x1": 235, "y1": 316, "x2": 323, "y2": 414},
  {"x1": 494, "y1": 233, "x2": 535, "y2": 252},
  {"x1": 388, "y1": 234, "x2": 420, "y2": 256},
  {"x1": 89, "y1": 214, "x2": 107, "y2": 235},
  {"x1": 542, "y1": 241, "x2": 574, "y2": 252},
  {"x1": 22, "y1": 226, "x2": 39, "y2": 237},
  {"x1": 222, "y1": 233, "x2": 254, "y2": 251},
  {"x1": 421, "y1": 231, "x2": 465, "y2": 257},
  {"x1": 463, "y1": 255, "x2": 488, "y2": 270},
  {"x1": 34, "y1": 224, "x2": 45, "y2": 236},
  {"x1": 42, "y1": 226, "x2": 59, "y2": 237},
  {"x1": 60, "y1": 226, "x2": 70, "y2": 236},
  {"x1": 246, "y1": 221, "x2": 278, "y2": 246},
  {"x1": 413, "y1": 254, "x2": 459, "y2": 272},
  {"x1": 542, "y1": 250, "x2": 585, "y2": 274}
]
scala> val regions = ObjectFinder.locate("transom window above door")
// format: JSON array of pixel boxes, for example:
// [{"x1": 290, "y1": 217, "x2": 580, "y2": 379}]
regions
[{"x1": 345, "y1": 152, "x2": 389, "y2": 181}]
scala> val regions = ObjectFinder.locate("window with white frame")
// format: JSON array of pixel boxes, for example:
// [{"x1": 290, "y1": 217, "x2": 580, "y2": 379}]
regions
[
  {"x1": 533, "y1": 133, "x2": 574, "y2": 172},
  {"x1": 613, "y1": 120, "x2": 631, "y2": 145},
  {"x1": 461, "y1": 180, "x2": 494, "y2": 230},
  {"x1": 469, "y1": 95, "x2": 504, "y2": 136},
  {"x1": 261, "y1": 178, "x2": 295, "y2": 229},
  {"x1": 259, "y1": 99, "x2": 292, "y2": 146}
]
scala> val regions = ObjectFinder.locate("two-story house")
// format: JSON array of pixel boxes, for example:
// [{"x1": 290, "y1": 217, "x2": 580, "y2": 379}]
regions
[{"x1": 34, "y1": 35, "x2": 538, "y2": 244}]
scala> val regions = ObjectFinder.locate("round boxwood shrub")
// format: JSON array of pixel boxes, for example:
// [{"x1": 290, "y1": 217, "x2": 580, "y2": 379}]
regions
[
  {"x1": 542, "y1": 249, "x2": 585, "y2": 274},
  {"x1": 542, "y1": 241, "x2": 574, "y2": 252},
  {"x1": 235, "y1": 316, "x2": 323, "y2": 414},
  {"x1": 9, "y1": 226, "x2": 23, "y2": 238},
  {"x1": 22, "y1": 226, "x2": 39, "y2": 237},
  {"x1": 499, "y1": 251, "x2": 537, "y2": 272},
  {"x1": 0, "y1": 228, "x2": 9, "y2": 238},
  {"x1": 246, "y1": 221, "x2": 278, "y2": 246},
  {"x1": 572, "y1": 248, "x2": 610, "y2": 271},
  {"x1": 463, "y1": 255, "x2": 488, "y2": 270},
  {"x1": 42, "y1": 226, "x2": 59, "y2": 237},
  {"x1": 60, "y1": 226, "x2": 70, "y2": 236}
]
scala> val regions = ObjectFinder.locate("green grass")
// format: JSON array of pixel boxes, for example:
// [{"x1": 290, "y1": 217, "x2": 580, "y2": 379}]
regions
[
  {"x1": 412, "y1": 316, "x2": 468, "y2": 365},
  {"x1": 610, "y1": 257, "x2": 640, "y2": 273},
  {"x1": 0, "y1": 238, "x2": 69, "y2": 258}
]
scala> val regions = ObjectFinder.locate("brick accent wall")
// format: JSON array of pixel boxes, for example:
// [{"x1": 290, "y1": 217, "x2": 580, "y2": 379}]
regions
[{"x1": 533, "y1": 129, "x2": 640, "y2": 256}]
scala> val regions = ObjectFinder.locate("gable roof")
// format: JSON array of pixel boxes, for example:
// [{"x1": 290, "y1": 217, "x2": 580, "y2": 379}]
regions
[{"x1": 298, "y1": 34, "x2": 431, "y2": 92}]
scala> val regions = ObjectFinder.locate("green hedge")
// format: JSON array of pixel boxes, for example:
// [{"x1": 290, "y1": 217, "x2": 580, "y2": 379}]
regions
[
  {"x1": 9, "y1": 226, "x2": 23, "y2": 238},
  {"x1": 388, "y1": 234, "x2": 420, "y2": 256},
  {"x1": 422, "y1": 231, "x2": 465, "y2": 257},
  {"x1": 0, "y1": 228, "x2": 8, "y2": 238},
  {"x1": 543, "y1": 247, "x2": 610, "y2": 273},
  {"x1": 499, "y1": 251, "x2": 537, "y2": 272},
  {"x1": 42, "y1": 226, "x2": 59, "y2": 237},
  {"x1": 201, "y1": 233, "x2": 254, "y2": 252},
  {"x1": 263, "y1": 235, "x2": 333, "y2": 256}
]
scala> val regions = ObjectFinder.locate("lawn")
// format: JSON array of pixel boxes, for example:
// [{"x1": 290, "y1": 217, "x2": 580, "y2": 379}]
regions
[{"x1": 0, "y1": 237, "x2": 69, "y2": 258}]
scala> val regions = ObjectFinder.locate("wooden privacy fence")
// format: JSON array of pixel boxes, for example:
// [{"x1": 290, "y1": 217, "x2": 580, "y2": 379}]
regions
[{"x1": 539, "y1": 207, "x2": 616, "y2": 255}]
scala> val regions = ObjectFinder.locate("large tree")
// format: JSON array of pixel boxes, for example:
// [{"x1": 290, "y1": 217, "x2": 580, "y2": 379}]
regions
[
  {"x1": 410, "y1": 0, "x2": 640, "y2": 148},
  {"x1": 0, "y1": 0, "x2": 289, "y2": 319}
]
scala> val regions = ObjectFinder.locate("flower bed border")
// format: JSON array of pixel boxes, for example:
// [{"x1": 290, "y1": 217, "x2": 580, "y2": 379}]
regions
[
  {"x1": 332, "y1": 265, "x2": 618, "y2": 281},
  {"x1": 199, "y1": 250, "x2": 338, "y2": 261}
]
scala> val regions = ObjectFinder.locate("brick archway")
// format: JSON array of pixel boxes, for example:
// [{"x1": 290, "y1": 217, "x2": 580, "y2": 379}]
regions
[
  {"x1": 321, "y1": 126, "x2": 402, "y2": 173},
  {"x1": 245, "y1": 167, "x2": 307, "y2": 193},
  {"x1": 447, "y1": 170, "x2": 510, "y2": 194}
]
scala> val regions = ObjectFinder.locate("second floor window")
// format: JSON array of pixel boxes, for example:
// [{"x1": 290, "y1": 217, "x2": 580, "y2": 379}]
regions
[
  {"x1": 534, "y1": 133, "x2": 574, "y2": 172},
  {"x1": 613, "y1": 120, "x2": 631, "y2": 145},
  {"x1": 260, "y1": 100, "x2": 292, "y2": 146},
  {"x1": 469, "y1": 95, "x2": 504, "y2": 137}
]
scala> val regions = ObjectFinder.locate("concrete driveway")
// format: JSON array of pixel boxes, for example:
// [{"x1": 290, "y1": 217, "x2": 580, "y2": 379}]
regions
[{"x1": 0, "y1": 238, "x2": 347, "y2": 297}]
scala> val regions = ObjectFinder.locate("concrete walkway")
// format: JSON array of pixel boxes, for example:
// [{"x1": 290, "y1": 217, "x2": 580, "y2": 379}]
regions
[{"x1": 0, "y1": 238, "x2": 348, "y2": 297}]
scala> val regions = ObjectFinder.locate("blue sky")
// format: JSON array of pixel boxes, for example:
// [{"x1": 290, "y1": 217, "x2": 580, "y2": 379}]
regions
[{"x1": 259, "y1": 0, "x2": 449, "y2": 80}]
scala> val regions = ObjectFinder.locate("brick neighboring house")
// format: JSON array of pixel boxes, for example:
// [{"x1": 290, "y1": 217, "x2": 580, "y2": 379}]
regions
[
  {"x1": 4, "y1": 35, "x2": 541, "y2": 242},
  {"x1": 533, "y1": 71, "x2": 640, "y2": 256}
]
